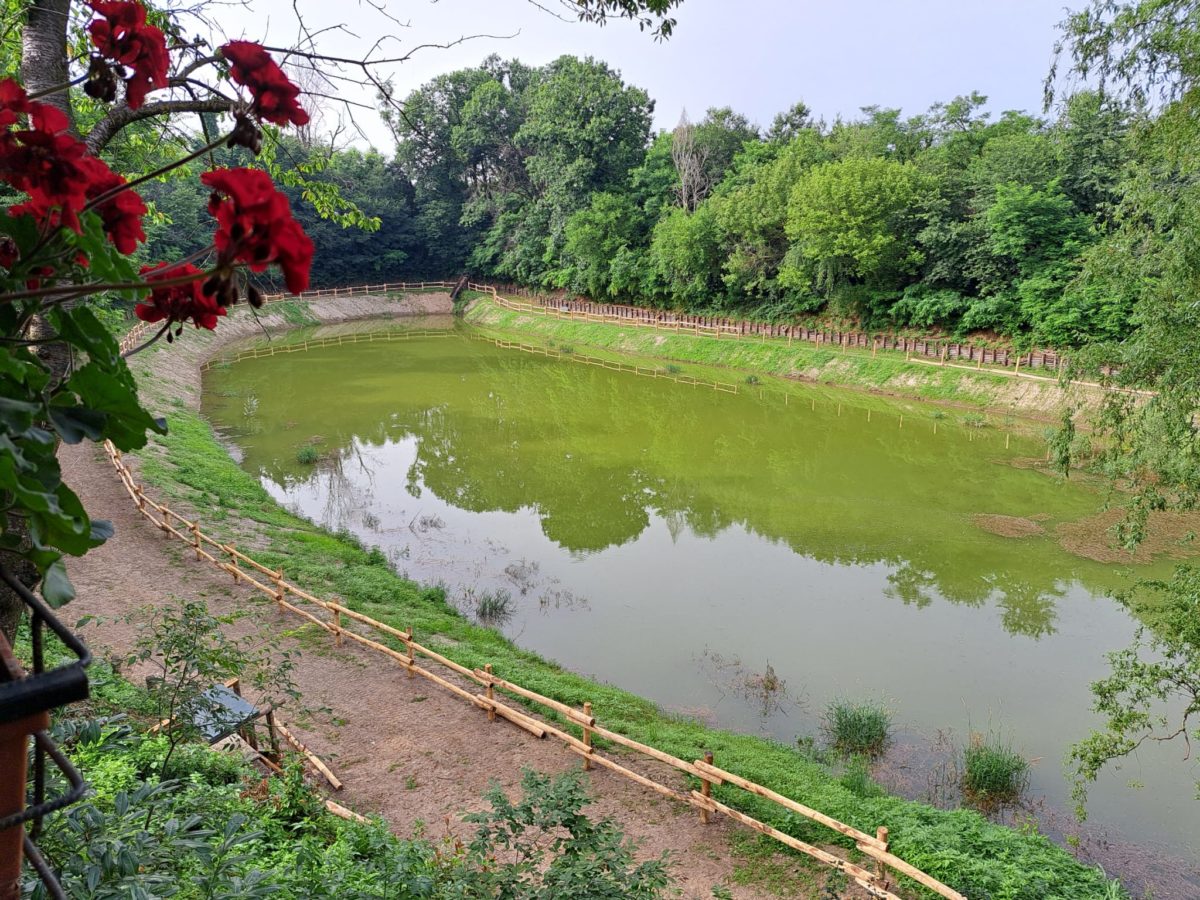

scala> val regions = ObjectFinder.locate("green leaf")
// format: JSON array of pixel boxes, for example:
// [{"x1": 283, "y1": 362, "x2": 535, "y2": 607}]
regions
[
  {"x1": 0, "y1": 396, "x2": 40, "y2": 433},
  {"x1": 48, "y1": 404, "x2": 108, "y2": 444},
  {"x1": 64, "y1": 361, "x2": 166, "y2": 450},
  {"x1": 52, "y1": 306, "x2": 121, "y2": 368},
  {"x1": 41, "y1": 557, "x2": 75, "y2": 608}
]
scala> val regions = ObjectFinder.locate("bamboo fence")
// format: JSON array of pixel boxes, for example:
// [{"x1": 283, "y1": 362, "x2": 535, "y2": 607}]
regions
[
  {"x1": 200, "y1": 329, "x2": 458, "y2": 371},
  {"x1": 481, "y1": 285, "x2": 1063, "y2": 371},
  {"x1": 126, "y1": 276, "x2": 1135, "y2": 396},
  {"x1": 473, "y1": 284, "x2": 1153, "y2": 395}
]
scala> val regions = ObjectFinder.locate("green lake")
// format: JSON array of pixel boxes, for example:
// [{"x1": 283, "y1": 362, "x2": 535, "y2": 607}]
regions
[{"x1": 202, "y1": 320, "x2": 1200, "y2": 880}]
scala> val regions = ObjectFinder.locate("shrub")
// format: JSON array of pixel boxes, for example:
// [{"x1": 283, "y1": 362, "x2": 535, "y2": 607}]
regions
[
  {"x1": 823, "y1": 700, "x2": 890, "y2": 756},
  {"x1": 963, "y1": 735, "x2": 1029, "y2": 800},
  {"x1": 296, "y1": 446, "x2": 319, "y2": 464}
]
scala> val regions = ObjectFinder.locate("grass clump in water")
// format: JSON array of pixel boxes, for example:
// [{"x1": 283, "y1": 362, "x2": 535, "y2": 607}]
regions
[
  {"x1": 295, "y1": 446, "x2": 319, "y2": 465},
  {"x1": 963, "y1": 734, "x2": 1028, "y2": 801},
  {"x1": 823, "y1": 700, "x2": 891, "y2": 756},
  {"x1": 475, "y1": 589, "x2": 514, "y2": 626}
]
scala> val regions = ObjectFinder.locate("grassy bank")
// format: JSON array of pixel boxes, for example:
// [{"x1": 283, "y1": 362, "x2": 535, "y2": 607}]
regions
[
  {"x1": 464, "y1": 297, "x2": 1080, "y2": 418},
  {"x1": 126, "y1": 392, "x2": 1123, "y2": 899}
]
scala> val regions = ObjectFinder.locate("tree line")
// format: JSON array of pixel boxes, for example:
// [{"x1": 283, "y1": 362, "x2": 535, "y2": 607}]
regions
[{"x1": 140, "y1": 53, "x2": 1138, "y2": 348}]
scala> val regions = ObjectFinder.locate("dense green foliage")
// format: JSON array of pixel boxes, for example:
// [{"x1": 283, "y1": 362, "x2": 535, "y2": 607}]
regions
[
  {"x1": 29, "y1": 662, "x2": 672, "y2": 899},
  {"x1": 385, "y1": 68, "x2": 1138, "y2": 345},
  {"x1": 135, "y1": 55, "x2": 1143, "y2": 347},
  {"x1": 1046, "y1": 0, "x2": 1200, "y2": 811}
]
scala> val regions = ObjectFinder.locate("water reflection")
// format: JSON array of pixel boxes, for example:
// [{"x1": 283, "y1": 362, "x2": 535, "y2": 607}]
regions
[{"x1": 217, "y1": 335, "x2": 1153, "y2": 640}]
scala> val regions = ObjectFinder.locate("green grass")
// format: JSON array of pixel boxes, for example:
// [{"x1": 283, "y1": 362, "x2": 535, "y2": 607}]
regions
[
  {"x1": 838, "y1": 755, "x2": 886, "y2": 799},
  {"x1": 127, "y1": 400, "x2": 1127, "y2": 900},
  {"x1": 823, "y1": 701, "x2": 891, "y2": 757},
  {"x1": 271, "y1": 298, "x2": 320, "y2": 326},
  {"x1": 964, "y1": 737, "x2": 1030, "y2": 801},
  {"x1": 465, "y1": 298, "x2": 1072, "y2": 415}
]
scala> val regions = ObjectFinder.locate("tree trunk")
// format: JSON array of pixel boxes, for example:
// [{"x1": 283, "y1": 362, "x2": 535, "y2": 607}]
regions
[
  {"x1": 21, "y1": 0, "x2": 74, "y2": 127},
  {"x1": 0, "y1": 1, "x2": 76, "y2": 643}
]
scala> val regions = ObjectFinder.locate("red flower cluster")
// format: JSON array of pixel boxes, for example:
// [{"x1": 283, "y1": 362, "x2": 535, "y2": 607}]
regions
[
  {"x1": 220, "y1": 41, "x2": 310, "y2": 128},
  {"x1": 88, "y1": 1, "x2": 169, "y2": 109},
  {"x1": 135, "y1": 262, "x2": 226, "y2": 330},
  {"x1": 202, "y1": 167, "x2": 313, "y2": 294},
  {"x1": 0, "y1": 78, "x2": 147, "y2": 253},
  {"x1": 82, "y1": 157, "x2": 147, "y2": 255}
]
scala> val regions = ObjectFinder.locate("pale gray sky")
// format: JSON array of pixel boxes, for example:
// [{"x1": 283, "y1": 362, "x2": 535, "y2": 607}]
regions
[{"x1": 228, "y1": 0, "x2": 1075, "y2": 149}]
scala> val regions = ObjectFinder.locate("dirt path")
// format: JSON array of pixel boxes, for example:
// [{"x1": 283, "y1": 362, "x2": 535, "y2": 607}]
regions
[{"x1": 61, "y1": 294, "x2": 843, "y2": 900}]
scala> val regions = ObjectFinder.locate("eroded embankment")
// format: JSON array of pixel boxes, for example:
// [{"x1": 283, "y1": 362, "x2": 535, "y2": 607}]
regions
[
  {"x1": 106, "y1": 292, "x2": 1124, "y2": 900},
  {"x1": 464, "y1": 295, "x2": 1097, "y2": 420}
]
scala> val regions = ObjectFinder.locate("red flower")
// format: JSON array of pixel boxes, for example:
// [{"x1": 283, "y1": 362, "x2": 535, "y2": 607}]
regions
[
  {"x1": 88, "y1": 1, "x2": 169, "y2": 109},
  {"x1": 5, "y1": 127, "x2": 93, "y2": 232},
  {"x1": 0, "y1": 78, "x2": 39, "y2": 131},
  {"x1": 201, "y1": 167, "x2": 313, "y2": 294},
  {"x1": 0, "y1": 78, "x2": 146, "y2": 251},
  {"x1": 135, "y1": 262, "x2": 226, "y2": 330},
  {"x1": 81, "y1": 157, "x2": 147, "y2": 254},
  {"x1": 220, "y1": 41, "x2": 309, "y2": 128}
]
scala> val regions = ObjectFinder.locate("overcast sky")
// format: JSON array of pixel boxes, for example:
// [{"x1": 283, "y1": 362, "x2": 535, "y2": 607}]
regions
[{"x1": 234, "y1": 0, "x2": 1075, "y2": 149}]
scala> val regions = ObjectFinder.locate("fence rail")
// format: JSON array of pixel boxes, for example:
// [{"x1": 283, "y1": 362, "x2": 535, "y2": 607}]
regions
[
  {"x1": 200, "y1": 329, "x2": 459, "y2": 371},
  {"x1": 107, "y1": 311, "x2": 966, "y2": 899}
]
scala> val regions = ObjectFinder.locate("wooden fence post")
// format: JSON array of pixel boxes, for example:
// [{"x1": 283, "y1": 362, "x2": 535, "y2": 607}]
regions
[
  {"x1": 227, "y1": 545, "x2": 240, "y2": 583},
  {"x1": 700, "y1": 751, "x2": 714, "y2": 824},
  {"x1": 582, "y1": 701, "x2": 593, "y2": 770},
  {"x1": 485, "y1": 664, "x2": 496, "y2": 722}
]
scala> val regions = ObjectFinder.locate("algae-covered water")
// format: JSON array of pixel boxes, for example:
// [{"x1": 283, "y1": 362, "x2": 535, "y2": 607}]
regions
[{"x1": 203, "y1": 321, "x2": 1200, "y2": 873}]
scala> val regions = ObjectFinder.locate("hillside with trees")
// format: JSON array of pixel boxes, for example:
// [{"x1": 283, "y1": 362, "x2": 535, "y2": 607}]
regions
[{"x1": 141, "y1": 57, "x2": 1139, "y2": 348}]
